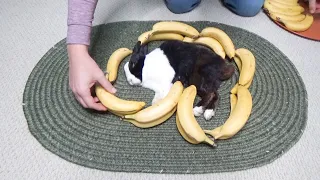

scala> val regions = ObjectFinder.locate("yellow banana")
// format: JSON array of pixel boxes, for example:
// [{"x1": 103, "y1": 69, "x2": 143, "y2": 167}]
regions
[
  {"x1": 278, "y1": 14, "x2": 314, "y2": 32},
  {"x1": 265, "y1": 0, "x2": 304, "y2": 12},
  {"x1": 108, "y1": 109, "x2": 141, "y2": 117},
  {"x1": 279, "y1": 0, "x2": 299, "y2": 3},
  {"x1": 152, "y1": 21, "x2": 200, "y2": 38},
  {"x1": 268, "y1": 12, "x2": 306, "y2": 22},
  {"x1": 263, "y1": 1, "x2": 303, "y2": 16},
  {"x1": 183, "y1": 36, "x2": 195, "y2": 43},
  {"x1": 204, "y1": 86, "x2": 252, "y2": 140},
  {"x1": 193, "y1": 37, "x2": 226, "y2": 59},
  {"x1": 234, "y1": 55, "x2": 242, "y2": 72},
  {"x1": 269, "y1": 0, "x2": 298, "y2": 6},
  {"x1": 200, "y1": 27, "x2": 235, "y2": 59},
  {"x1": 230, "y1": 93, "x2": 237, "y2": 112},
  {"x1": 95, "y1": 85, "x2": 146, "y2": 113},
  {"x1": 124, "y1": 107, "x2": 177, "y2": 128},
  {"x1": 176, "y1": 115, "x2": 198, "y2": 144},
  {"x1": 230, "y1": 78, "x2": 253, "y2": 94},
  {"x1": 236, "y1": 48, "x2": 255, "y2": 86},
  {"x1": 106, "y1": 48, "x2": 132, "y2": 83},
  {"x1": 138, "y1": 30, "x2": 184, "y2": 44},
  {"x1": 177, "y1": 85, "x2": 216, "y2": 147},
  {"x1": 124, "y1": 81, "x2": 183, "y2": 123}
]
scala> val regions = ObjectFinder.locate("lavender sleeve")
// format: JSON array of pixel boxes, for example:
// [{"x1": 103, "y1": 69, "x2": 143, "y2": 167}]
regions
[{"x1": 67, "y1": 0, "x2": 98, "y2": 45}]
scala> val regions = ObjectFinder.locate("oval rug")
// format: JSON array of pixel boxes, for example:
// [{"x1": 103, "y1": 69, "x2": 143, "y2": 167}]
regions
[{"x1": 23, "y1": 21, "x2": 308, "y2": 174}]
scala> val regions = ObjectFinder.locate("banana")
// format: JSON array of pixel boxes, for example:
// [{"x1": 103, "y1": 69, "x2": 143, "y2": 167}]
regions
[
  {"x1": 204, "y1": 86, "x2": 252, "y2": 140},
  {"x1": 124, "y1": 81, "x2": 183, "y2": 123},
  {"x1": 281, "y1": 0, "x2": 299, "y2": 3},
  {"x1": 230, "y1": 84, "x2": 238, "y2": 94},
  {"x1": 266, "y1": 0, "x2": 304, "y2": 12},
  {"x1": 106, "y1": 48, "x2": 133, "y2": 83},
  {"x1": 200, "y1": 27, "x2": 235, "y2": 59},
  {"x1": 230, "y1": 49, "x2": 254, "y2": 94},
  {"x1": 124, "y1": 107, "x2": 177, "y2": 128},
  {"x1": 138, "y1": 30, "x2": 184, "y2": 44},
  {"x1": 152, "y1": 21, "x2": 200, "y2": 38},
  {"x1": 263, "y1": 1, "x2": 303, "y2": 16},
  {"x1": 230, "y1": 93, "x2": 237, "y2": 112},
  {"x1": 177, "y1": 85, "x2": 216, "y2": 147},
  {"x1": 230, "y1": 78, "x2": 253, "y2": 94},
  {"x1": 95, "y1": 85, "x2": 146, "y2": 114},
  {"x1": 183, "y1": 36, "x2": 195, "y2": 43},
  {"x1": 234, "y1": 56, "x2": 242, "y2": 72},
  {"x1": 268, "y1": 12, "x2": 306, "y2": 22},
  {"x1": 278, "y1": 14, "x2": 314, "y2": 32},
  {"x1": 176, "y1": 115, "x2": 198, "y2": 144},
  {"x1": 108, "y1": 109, "x2": 141, "y2": 117},
  {"x1": 235, "y1": 48, "x2": 255, "y2": 86},
  {"x1": 269, "y1": 0, "x2": 298, "y2": 6},
  {"x1": 193, "y1": 37, "x2": 226, "y2": 59}
]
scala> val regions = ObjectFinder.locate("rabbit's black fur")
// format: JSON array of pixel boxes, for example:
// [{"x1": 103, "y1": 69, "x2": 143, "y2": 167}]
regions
[{"x1": 124, "y1": 40, "x2": 234, "y2": 120}]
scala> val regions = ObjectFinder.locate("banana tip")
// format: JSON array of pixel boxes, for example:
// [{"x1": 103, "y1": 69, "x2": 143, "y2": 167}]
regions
[{"x1": 212, "y1": 143, "x2": 217, "y2": 148}]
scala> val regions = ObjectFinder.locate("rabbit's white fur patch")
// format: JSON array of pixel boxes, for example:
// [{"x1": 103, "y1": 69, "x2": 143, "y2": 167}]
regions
[{"x1": 124, "y1": 48, "x2": 175, "y2": 104}]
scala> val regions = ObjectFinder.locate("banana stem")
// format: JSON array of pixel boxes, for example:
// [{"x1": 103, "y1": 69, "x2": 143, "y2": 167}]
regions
[
  {"x1": 204, "y1": 137, "x2": 217, "y2": 148},
  {"x1": 124, "y1": 114, "x2": 134, "y2": 119}
]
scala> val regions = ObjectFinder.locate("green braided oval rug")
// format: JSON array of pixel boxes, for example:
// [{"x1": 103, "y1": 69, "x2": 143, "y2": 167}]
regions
[{"x1": 23, "y1": 21, "x2": 308, "y2": 174}]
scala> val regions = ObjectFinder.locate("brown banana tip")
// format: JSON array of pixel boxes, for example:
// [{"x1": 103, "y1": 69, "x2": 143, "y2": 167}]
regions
[
  {"x1": 209, "y1": 137, "x2": 217, "y2": 148},
  {"x1": 263, "y1": 8, "x2": 270, "y2": 14}
]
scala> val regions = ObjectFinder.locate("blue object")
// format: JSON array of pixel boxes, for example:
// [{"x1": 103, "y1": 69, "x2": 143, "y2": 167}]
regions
[
  {"x1": 223, "y1": 0, "x2": 265, "y2": 17},
  {"x1": 164, "y1": 0, "x2": 264, "y2": 17},
  {"x1": 164, "y1": 0, "x2": 201, "y2": 14}
]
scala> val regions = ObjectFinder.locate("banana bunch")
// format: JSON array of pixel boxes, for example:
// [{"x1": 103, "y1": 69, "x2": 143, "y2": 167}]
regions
[
  {"x1": 203, "y1": 48, "x2": 255, "y2": 141},
  {"x1": 138, "y1": 21, "x2": 199, "y2": 45},
  {"x1": 138, "y1": 21, "x2": 235, "y2": 61},
  {"x1": 198, "y1": 27, "x2": 235, "y2": 59},
  {"x1": 204, "y1": 86, "x2": 252, "y2": 140},
  {"x1": 176, "y1": 85, "x2": 216, "y2": 147},
  {"x1": 193, "y1": 37, "x2": 226, "y2": 59},
  {"x1": 264, "y1": 0, "x2": 314, "y2": 32},
  {"x1": 138, "y1": 30, "x2": 184, "y2": 45},
  {"x1": 123, "y1": 81, "x2": 184, "y2": 128},
  {"x1": 184, "y1": 26, "x2": 235, "y2": 60}
]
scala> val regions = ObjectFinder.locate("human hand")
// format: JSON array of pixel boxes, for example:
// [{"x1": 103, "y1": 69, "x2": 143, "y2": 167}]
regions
[
  {"x1": 68, "y1": 44, "x2": 116, "y2": 111},
  {"x1": 309, "y1": 0, "x2": 320, "y2": 14}
]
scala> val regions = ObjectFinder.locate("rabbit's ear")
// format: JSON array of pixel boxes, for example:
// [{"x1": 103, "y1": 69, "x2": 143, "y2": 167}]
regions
[
  {"x1": 133, "y1": 41, "x2": 142, "y2": 53},
  {"x1": 220, "y1": 64, "x2": 235, "y2": 80},
  {"x1": 141, "y1": 44, "x2": 148, "y2": 55}
]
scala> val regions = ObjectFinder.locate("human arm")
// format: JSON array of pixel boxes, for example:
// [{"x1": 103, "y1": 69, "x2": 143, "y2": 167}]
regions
[{"x1": 67, "y1": 0, "x2": 116, "y2": 111}]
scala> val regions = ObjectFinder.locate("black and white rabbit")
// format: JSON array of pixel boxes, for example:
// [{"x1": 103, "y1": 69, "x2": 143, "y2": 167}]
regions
[{"x1": 124, "y1": 40, "x2": 234, "y2": 120}]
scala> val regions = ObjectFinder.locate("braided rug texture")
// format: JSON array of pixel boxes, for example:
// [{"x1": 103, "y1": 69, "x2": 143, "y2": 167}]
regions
[{"x1": 23, "y1": 21, "x2": 308, "y2": 174}]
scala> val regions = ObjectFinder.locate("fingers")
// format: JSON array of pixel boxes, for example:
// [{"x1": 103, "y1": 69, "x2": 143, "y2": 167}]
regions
[
  {"x1": 82, "y1": 95, "x2": 107, "y2": 111},
  {"x1": 96, "y1": 74, "x2": 117, "y2": 94},
  {"x1": 93, "y1": 97, "x2": 100, "y2": 103},
  {"x1": 72, "y1": 85, "x2": 106, "y2": 111},
  {"x1": 75, "y1": 94, "x2": 88, "y2": 108},
  {"x1": 309, "y1": 0, "x2": 317, "y2": 13},
  {"x1": 78, "y1": 87, "x2": 107, "y2": 111}
]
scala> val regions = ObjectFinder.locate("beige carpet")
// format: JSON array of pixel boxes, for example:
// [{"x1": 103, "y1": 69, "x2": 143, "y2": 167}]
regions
[{"x1": 1, "y1": 0, "x2": 320, "y2": 179}]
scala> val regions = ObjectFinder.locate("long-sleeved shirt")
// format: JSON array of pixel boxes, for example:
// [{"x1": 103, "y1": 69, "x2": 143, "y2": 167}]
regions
[{"x1": 67, "y1": 0, "x2": 98, "y2": 46}]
